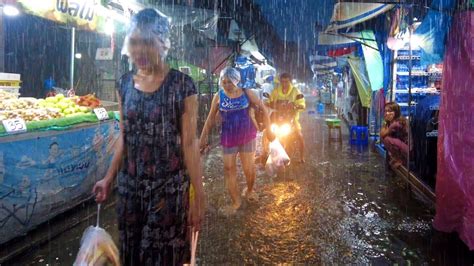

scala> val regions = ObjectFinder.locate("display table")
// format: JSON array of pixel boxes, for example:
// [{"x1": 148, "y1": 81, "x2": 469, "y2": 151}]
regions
[{"x1": 0, "y1": 113, "x2": 120, "y2": 244}]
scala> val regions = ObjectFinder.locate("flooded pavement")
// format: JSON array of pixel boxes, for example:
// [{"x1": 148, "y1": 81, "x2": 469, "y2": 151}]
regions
[
  {"x1": 199, "y1": 111, "x2": 436, "y2": 265},
  {"x1": 9, "y1": 110, "x2": 474, "y2": 265}
]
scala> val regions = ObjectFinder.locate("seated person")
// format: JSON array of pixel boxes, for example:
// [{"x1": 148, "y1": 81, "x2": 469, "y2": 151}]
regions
[{"x1": 380, "y1": 102, "x2": 409, "y2": 168}]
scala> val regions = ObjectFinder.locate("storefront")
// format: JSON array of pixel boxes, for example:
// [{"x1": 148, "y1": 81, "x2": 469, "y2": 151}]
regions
[
  {"x1": 0, "y1": 0, "x2": 125, "y2": 244},
  {"x1": 0, "y1": 0, "x2": 226, "y2": 244}
]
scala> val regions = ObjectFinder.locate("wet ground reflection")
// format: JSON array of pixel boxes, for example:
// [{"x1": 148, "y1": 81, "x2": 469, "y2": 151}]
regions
[
  {"x1": 11, "y1": 111, "x2": 474, "y2": 265},
  {"x1": 199, "y1": 112, "x2": 435, "y2": 264}
]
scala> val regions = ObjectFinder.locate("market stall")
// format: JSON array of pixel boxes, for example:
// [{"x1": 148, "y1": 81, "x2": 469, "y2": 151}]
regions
[
  {"x1": 0, "y1": 88, "x2": 119, "y2": 244},
  {"x1": 0, "y1": 0, "x2": 125, "y2": 244}
]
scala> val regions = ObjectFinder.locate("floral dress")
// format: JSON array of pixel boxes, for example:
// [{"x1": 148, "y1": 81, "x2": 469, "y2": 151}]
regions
[{"x1": 116, "y1": 69, "x2": 196, "y2": 265}]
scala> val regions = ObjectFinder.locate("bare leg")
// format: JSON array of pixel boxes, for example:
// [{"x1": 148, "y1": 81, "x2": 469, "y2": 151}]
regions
[
  {"x1": 223, "y1": 153, "x2": 241, "y2": 210},
  {"x1": 239, "y1": 151, "x2": 257, "y2": 195}
]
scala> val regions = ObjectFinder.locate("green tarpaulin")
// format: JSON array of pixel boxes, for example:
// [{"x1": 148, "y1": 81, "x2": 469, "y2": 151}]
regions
[
  {"x1": 348, "y1": 57, "x2": 371, "y2": 108},
  {"x1": 0, "y1": 111, "x2": 116, "y2": 136},
  {"x1": 359, "y1": 31, "x2": 384, "y2": 92}
]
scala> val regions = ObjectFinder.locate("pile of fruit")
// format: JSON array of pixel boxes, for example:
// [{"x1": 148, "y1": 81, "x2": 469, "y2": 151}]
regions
[
  {"x1": 0, "y1": 97, "x2": 37, "y2": 110},
  {"x1": 76, "y1": 94, "x2": 101, "y2": 108},
  {"x1": 0, "y1": 90, "x2": 18, "y2": 100},
  {"x1": 0, "y1": 108, "x2": 62, "y2": 122},
  {"x1": 37, "y1": 94, "x2": 91, "y2": 116},
  {"x1": 0, "y1": 94, "x2": 93, "y2": 122}
]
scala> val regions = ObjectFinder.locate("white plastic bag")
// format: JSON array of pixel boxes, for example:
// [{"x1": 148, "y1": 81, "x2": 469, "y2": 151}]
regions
[
  {"x1": 74, "y1": 226, "x2": 120, "y2": 266},
  {"x1": 265, "y1": 139, "x2": 290, "y2": 176},
  {"x1": 74, "y1": 204, "x2": 120, "y2": 266}
]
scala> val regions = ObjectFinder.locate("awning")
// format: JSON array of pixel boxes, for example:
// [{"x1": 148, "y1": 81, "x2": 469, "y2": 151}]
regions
[
  {"x1": 316, "y1": 30, "x2": 384, "y2": 92},
  {"x1": 309, "y1": 54, "x2": 338, "y2": 75},
  {"x1": 315, "y1": 32, "x2": 361, "y2": 56},
  {"x1": 318, "y1": 32, "x2": 359, "y2": 48},
  {"x1": 358, "y1": 31, "x2": 384, "y2": 91},
  {"x1": 348, "y1": 57, "x2": 371, "y2": 108},
  {"x1": 414, "y1": 0, "x2": 456, "y2": 66},
  {"x1": 326, "y1": 3, "x2": 394, "y2": 32}
]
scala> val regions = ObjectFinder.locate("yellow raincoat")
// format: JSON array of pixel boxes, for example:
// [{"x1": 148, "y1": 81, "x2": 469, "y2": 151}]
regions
[{"x1": 267, "y1": 84, "x2": 306, "y2": 130}]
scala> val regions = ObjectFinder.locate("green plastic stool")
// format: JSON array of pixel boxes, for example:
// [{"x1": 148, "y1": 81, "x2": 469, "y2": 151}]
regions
[{"x1": 325, "y1": 118, "x2": 342, "y2": 143}]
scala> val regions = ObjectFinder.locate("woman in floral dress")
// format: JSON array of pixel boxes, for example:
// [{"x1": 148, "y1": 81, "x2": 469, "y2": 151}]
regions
[{"x1": 93, "y1": 9, "x2": 205, "y2": 265}]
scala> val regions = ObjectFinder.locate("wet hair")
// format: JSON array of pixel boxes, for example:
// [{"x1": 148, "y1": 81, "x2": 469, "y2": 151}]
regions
[
  {"x1": 385, "y1": 102, "x2": 401, "y2": 120},
  {"x1": 129, "y1": 8, "x2": 170, "y2": 39},
  {"x1": 123, "y1": 8, "x2": 171, "y2": 59},
  {"x1": 280, "y1": 73, "x2": 292, "y2": 81},
  {"x1": 220, "y1": 67, "x2": 241, "y2": 87},
  {"x1": 385, "y1": 102, "x2": 407, "y2": 125}
]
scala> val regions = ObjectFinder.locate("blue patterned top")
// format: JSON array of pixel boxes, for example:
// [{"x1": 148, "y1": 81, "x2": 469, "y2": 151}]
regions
[{"x1": 219, "y1": 89, "x2": 257, "y2": 147}]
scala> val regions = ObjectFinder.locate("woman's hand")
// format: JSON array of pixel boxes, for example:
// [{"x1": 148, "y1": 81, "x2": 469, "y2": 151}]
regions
[
  {"x1": 199, "y1": 135, "x2": 209, "y2": 154},
  {"x1": 389, "y1": 121, "x2": 402, "y2": 132},
  {"x1": 92, "y1": 177, "x2": 112, "y2": 203}
]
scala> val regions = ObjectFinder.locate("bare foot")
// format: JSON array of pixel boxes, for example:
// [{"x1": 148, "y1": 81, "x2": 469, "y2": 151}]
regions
[
  {"x1": 219, "y1": 204, "x2": 241, "y2": 216},
  {"x1": 242, "y1": 187, "x2": 259, "y2": 202}
]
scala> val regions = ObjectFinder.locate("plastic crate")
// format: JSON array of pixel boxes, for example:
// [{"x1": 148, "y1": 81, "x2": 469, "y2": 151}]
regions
[
  {"x1": 396, "y1": 78, "x2": 429, "y2": 89},
  {"x1": 400, "y1": 105, "x2": 416, "y2": 116},
  {"x1": 395, "y1": 93, "x2": 409, "y2": 103},
  {"x1": 397, "y1": 61, "x2": 422, "y2": 70}
]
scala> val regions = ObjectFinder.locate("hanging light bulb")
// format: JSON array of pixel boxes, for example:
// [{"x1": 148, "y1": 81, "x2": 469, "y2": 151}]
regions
[
  {"x1": 3, "y1": 5, "x2": 19, "y2": 16},
  {"x1": 105, "y1": 19, "x2": 115, "y2": 35}
]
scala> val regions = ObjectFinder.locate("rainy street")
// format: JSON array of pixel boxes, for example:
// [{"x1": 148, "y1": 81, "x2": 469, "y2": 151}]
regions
[
  {"x1": 1, "y1": 0, "x2": 474, "y2": 265},
  {"x1": 6, "y1": 103, "x2": 474, "y2": 265}
]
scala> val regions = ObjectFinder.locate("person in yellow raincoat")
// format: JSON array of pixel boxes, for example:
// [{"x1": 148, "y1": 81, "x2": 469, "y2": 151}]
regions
[{"x1": 259, "y1": 73, "x2": 306, "y2": 163}]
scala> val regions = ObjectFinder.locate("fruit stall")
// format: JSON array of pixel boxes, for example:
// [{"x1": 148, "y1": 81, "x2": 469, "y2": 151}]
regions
[{"x1": 0, "y1": 87, "x2": 120, "y2": 244}]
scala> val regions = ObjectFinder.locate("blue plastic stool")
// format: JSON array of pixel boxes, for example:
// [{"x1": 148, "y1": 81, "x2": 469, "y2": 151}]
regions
[
  {"x1": 350, "y1": 126, "x2": 369, "y2": 145},
  {"x1": 317, "y1": 103, "x2": 325, "y2": 114}
]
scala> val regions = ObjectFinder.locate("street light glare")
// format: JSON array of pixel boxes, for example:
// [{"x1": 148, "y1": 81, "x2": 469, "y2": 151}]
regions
[
  {"x1": 3, "y1": 5, "x2": 19, "y2": 16},
  {"x1": 105, "y1": 20, "x2": 115, "y2": 35}
]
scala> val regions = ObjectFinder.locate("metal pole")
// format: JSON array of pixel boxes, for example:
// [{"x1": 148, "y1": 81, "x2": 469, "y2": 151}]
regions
[
  {"x1": 407, "y1": 3, "x2": 413, "y2": 170},
  {"x1": 70, "y1": 27, "x2": 75, "y2": 90},
  {"x1": 206, "y1": 41, "x2": 212, "y2": 96},
  {"x1": 390, "y1": 50, "x2": 397, "y2": 102}
]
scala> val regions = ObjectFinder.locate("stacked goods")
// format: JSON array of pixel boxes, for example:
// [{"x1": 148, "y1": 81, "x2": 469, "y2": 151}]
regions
[
  {"x1": 37, "y1": 94, "x2": 92, "y2": 116},
  {"x1": 0, "y1": 98, "x2": 38, "y2": 110},
  {"x1": 0, "y1": 94, "x2": 93, "y2": 122},
  {"x1": 76, "y1": 94, "x2": 101, "y2": 108},
  {"x1": 0, "y1": 90, "x2": 18, "y2": 100},
  {"x1": 0, "y1": 108, "x2": 62, "y2": 122}
]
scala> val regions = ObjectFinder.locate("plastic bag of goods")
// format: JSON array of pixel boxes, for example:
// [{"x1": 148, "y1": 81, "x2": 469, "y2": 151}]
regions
[
  {"x1": 73, "y1": 226, "x2": 120, "y2": 266},
  {"x1": 265, "y1": 139, "x2": 290, "y2": 176}
]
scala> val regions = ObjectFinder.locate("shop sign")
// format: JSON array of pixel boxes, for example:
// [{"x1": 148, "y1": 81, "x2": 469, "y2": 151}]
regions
[
  {"x1": 95, "y1": 48, "x2": 113, "y2": 60},
  {"x1": 17, "y1": 0, "x2": 109, "y2": 33},
  {"x1": 2, "y1": 118, "x2": 27, "y2": 134},
  {"x1": 93, "y1": 107, "x2": 109, "y2": 120}
]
